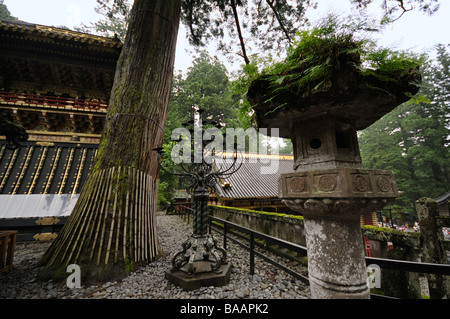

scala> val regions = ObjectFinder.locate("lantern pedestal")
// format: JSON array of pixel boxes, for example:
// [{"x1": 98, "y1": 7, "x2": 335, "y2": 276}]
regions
[
  {"x1": 165, "y1": 261, "x2": 232, "y2": 291},
  {"x1": 281, "y1": 169, "x2": 397, "y2": 298}
]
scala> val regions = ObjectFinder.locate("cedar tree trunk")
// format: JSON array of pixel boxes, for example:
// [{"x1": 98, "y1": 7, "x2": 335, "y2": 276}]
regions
[{"x1": 39, "y1": 0, "x2": 182, "y2": 283}]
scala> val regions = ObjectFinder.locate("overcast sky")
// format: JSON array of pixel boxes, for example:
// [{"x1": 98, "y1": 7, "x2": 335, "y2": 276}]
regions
[{"x1": 4, "y1": 0, "x2": 450, "y2": 73}]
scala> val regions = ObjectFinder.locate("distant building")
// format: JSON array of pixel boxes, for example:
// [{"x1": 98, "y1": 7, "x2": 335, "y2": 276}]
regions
[
  {"x1": 211, "y1": 153, "x2": 295, "y2": 213},
  {"x1": 435, "y1": 191, "x2": 450, "y2": 217}
]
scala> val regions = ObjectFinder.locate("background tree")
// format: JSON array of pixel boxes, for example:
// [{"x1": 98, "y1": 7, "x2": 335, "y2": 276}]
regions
[
  {"x1": 359, "y1": 44, "x2": 450, "y2": 213},
  {"x1": 170, "y1": 51, "x2": 239, "y2": 127},
  {"x1": 350, "y1": 0, "x2": 440, "y2": 22},
  {"x1": 0, "y1": 0, "x2": 17, "y2": 20},
  {"x1": 75, "y1": 0, "x2": 131, "y2": 41},
  {"x1": 158, "y1": 52, "x2": 239, "y2": 207}
]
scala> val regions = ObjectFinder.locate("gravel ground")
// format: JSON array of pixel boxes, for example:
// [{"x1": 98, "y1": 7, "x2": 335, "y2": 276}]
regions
[{"x1": 0, "y1": 213, "x2": 310, "y2": 299}]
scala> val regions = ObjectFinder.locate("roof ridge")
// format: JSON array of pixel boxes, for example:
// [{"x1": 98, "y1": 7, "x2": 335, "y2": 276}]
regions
[{"x1": 0, "y1": 19, "x2": 122, "y2": 48}]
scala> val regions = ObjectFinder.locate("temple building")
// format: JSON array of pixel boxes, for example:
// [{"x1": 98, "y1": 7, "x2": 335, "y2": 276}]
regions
[
  {"x1": 211, "y1": 153, "x2": 295, "y2": 213},
  {"x1": 435, "y1": 191, "x2": 450, "y2": 217},
  {"x1": 0, "y1": 20, "x2": 121, "y2": 240}
]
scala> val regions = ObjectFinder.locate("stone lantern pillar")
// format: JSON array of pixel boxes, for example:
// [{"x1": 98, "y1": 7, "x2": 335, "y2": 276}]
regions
[
  {"x1": 247, "y1": 45, "x2": 421, "y2": 298},
  {"x1": 278, "y1": 113, "x2": 398, "y2": 298}
]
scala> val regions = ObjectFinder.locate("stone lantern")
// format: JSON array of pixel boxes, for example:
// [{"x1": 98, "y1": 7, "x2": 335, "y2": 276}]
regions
[{"x1": 247, "y1": 44, "x2": 421, "y2": 298}]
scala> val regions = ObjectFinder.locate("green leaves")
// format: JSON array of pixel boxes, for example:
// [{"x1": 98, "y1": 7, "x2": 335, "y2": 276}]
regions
[
  {"x1": 0, "y1": 0, "x2": 17, "y2": 20},
  {"x1": 242, "y1": 13, "x2": 426, "y2": 117},
  {"x1": 359, "y1": 44, "x2": 450, "y2": 211}
]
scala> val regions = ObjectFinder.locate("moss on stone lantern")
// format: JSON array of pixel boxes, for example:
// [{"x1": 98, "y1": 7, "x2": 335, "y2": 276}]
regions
[{"x1": 247, "y1": 25, "x2": 422, "y2": 139}]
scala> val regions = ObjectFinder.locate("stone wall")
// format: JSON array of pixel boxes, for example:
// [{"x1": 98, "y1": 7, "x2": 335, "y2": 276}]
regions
[
  {"x1": 211, "y1": 205, "x2": 306, "y2": 247},
  {"x1": 211, "y1": 205, "x2": 427, "y2": 257}
]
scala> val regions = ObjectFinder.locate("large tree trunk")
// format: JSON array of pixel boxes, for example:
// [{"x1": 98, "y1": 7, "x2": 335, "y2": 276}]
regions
[{"x1": 39, "y1": 0, "x2": 182, "y2": 283}]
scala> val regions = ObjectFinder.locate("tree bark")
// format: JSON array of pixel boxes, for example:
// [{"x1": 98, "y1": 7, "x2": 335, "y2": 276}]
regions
[
  {"x1": 416, "y1": 198, "x2": 448, "y2": 299},
  {"x1": 39, "y1": 0, "x2": 182, "y2": 283}
]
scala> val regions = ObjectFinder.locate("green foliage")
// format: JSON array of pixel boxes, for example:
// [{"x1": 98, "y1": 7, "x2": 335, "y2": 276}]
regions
[
  {"x1": 0, "y1": 0, "x2": 17, "y2": 20},
  {"x1": 245, "y1": 14, "x2": 424, "y2": 114},
  {"x1": 362, "y1": 225, "x2": 421, "y2": 240},
  {"x1": 264, "y1": 15, "x2": 364, "y2": 81},
  {"x1": 229, "y1": 56, "x2": 270, "y2": 128},
  {"x1": 174, "y1": 51, "x2": 239, "y2": 128},
  {"x1": 359, "y1": 44, "x2": 450, "y2": 212},
  {"x1": 156, "y1": 180, "x2": 171, "y2": 207},
  {"x1": 159, "y1": 52, "x2": 241, "y2": 201},
  {"x1": 361, "y1": 47, "x2": 426, "y2": 85},
  {"x1": 249, "y1": 17, "x2": 359, "y2": 103}
]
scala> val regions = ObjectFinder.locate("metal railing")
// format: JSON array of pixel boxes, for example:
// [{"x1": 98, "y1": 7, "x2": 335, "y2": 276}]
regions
[
  {"x1": 364, "y1": 256, "x2": 450, "y2": 275},
  {"x1": 209, "y1": 215, "x2": 309, "y2": 284},
  {"x1": 169, "y1": 203, "x2": 450, "y2": 299},
  {"x1": 167, "y1": 202, "x2": 194, "y2": 223}
]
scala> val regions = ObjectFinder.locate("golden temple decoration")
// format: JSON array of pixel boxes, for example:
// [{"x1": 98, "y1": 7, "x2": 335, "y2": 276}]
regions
[
  {"x1": 33, "y1": 233, "x2": 58, "y2": 241},
  {"x1": 35, "y1": 217, "x2": 61, "y2": 226}
]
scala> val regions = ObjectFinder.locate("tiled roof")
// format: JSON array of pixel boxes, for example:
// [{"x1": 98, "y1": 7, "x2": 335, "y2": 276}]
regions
[
  {"x1": 435, "y1": 191, "x2": 450, "y2": 204},
  {"x1": 0, "y1": 19, "x2": 122, "y2": 49},
  {"x1": 0, "y1": 141, "x2": 97, "y2": 195},
  {"x1": 0, "y1": 20, "x2": 121, "y2": 97},
  {"x1": 213, "y1": 155, "x2": 294, "y2": 199}
]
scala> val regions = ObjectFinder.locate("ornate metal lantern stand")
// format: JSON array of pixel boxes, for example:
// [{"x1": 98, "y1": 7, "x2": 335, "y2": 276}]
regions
[{"x1": 155, "y1": 108, "x2": 241, "y2": 290}]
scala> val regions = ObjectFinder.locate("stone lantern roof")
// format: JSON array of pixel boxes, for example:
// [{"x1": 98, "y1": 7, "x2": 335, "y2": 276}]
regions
[{"x1": 247, "y1": 41, "x2": 421, "y2": 139}]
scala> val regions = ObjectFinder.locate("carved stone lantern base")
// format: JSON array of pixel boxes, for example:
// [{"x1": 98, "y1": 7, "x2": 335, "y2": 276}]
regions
[
  {"x1": 281, "y1": 168, "x2": 397, "y2": 298},
  {"x1": 273, "y1": 115, "x2": 399, "y2": 298},
  {"x1": 280, "y1": 168, "x2": 398, "y2": 202}
]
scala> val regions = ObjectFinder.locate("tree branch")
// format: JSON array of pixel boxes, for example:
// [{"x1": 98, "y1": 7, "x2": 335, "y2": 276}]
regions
[
  {"x1": 390, "y1": 0, "x2": 414, "y2": 22},
  {"x1": 230, "y1": 0, "x2": 250, "y2": 65},
  {"x1": 265, "y1": 0, "x2": 293, "y2": 44}
]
